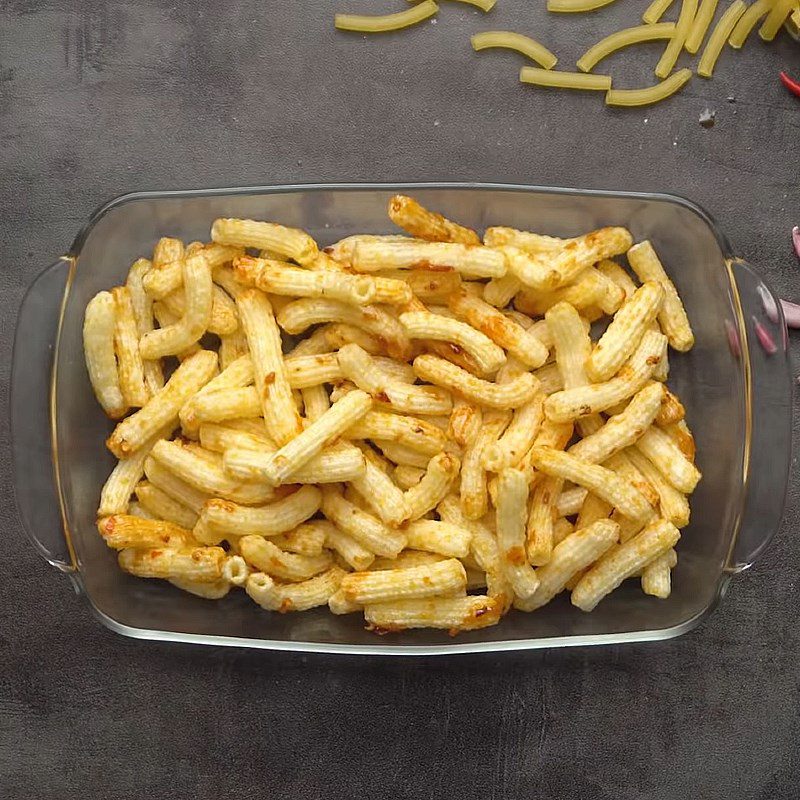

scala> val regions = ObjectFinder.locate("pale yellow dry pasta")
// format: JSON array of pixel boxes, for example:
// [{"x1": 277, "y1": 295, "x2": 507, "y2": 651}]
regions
[
  {"x1": 237, "y1": 289, "x2": 302, "y2": 446},
  {"x1": 142, "y1": 244, "x2": 241, "y2": 299},
  {"x1": 729, "y1": 0, "x2": 771, "y2": 46},
  {"x1": 322, "y1": 522, "x2": 375, "y2": 571},
  {"x1": 663, "y1": 418, "x2": 696, "y2": 461},
  {"x1": 339, "y1": 558, "x2": 465, "y2": 605},
  {"x1": 483, "y1": 227, "x2": 565, "y2": 253},
  {"x1": 185, "y1": 387, "x2": 261, "y2": 426},
  {"x1": 97, "y1": 514, "x2": 195, "y2": 550},
  {"x1": 470, "y1": 31, "x2": 558, "y2": 69},
  {"x1": 238, "y1": 535, "x2": 332, "y2": 582},
  {"x1": 759, "y1": 0, "x2": 795, "y2": 39},
  {"x1": 338, "y1": 344, "x2": 452, "y2": 416},
  {"x1": 377, "y1": 268, "x2": 461, "y2": 304},
  {"x1": 347, "y1": 411, "x2": 446, "y2": 455},
  {"x1": 448, "y1": 291, "x2": 548, "y2": 368},
  {"x1": 481, "y1": 394, "x2": 544, "y2": 473},
  {"x1": 546, "y1": 301, "x2": 592, "y2": 392},
  {"x1": 413, "y1": 354, "x2": 538, "y2": 410},
  {"x1": 324, "y1": 234, "x2": 412, "y2": 267},
  {"x1": 641, "y1": 548, "x2": 677, "y2": 597},
  {"x1": 388, "y1": 194, "x2": 480, "y2": 245},
  {"x1": 212, "y1": 263, "x2": 246, "y2": 301},
  {"x1": 349, "y1": 445, "x2": 408, "y2": 527},
  {"x1": 169, "y1": 578, "x2": 232, "y2": 600},
  {"x1": 526, "y1": 474, "x2": 563, "y2": 566},
  {"x1": 277, "y1": 298, "x2": 412, "y2": 360},
  {"x1": 607, "y1": 69, "x2": 691, "y2": 107},
  {"x1": 520, "y1": 67, "x2": 611, "y2": 91},
  {"x1": 604, "y1": 450, "x2": 660, "y2": 509},
  {"x1": 400, "y1": 311, "x2": 507, "y2": 376},
  {"x1": 211, "y1": 218, "x2": 318, "y2": 266},
  {"x1": 598, "y1": 260, "x2": 638, "y2": 300},
  {"x1": 483, "y1": 274, "x2": 523, "y2": 308},
  {"x1": 447, "y1": 399, "x2": 482, "y2": 448},
  {"x1": 107, "y1": 350, "x2": 217, "y2": 458},
  {"x1": 149, "y1": 438, "x2": 277, "y2": 505},
  {"x1": 143, "y1": 456, "x2": 211, "y2": 513},
  {"x1": 151, "y1": 303, "x2": 201, "y2": 360},
  {"x1": 375, "y1": 440, "x2": 431, "y2": 469},
  {"x1": 643, "y1": 0, "x2": 675, "y2": 22},
  {"x1": 544, "y1": 330, "x2": 667, "y2": 422},
  {"x1": 246, "y1": 567, "x2": 346, "y2": 613},
  {"x1": 404, "y1": 520, "x2": 472, "y2": 558},
  {"x1": 363, "y1": 595, "x2": 503, "y2": 632},
  {"x1": 576, "y1": 492, "x2": 613, "y2": 529},
  {"x1": 127, "y1": 501, "x2": 156, "y2": 520},
  {"x1": 655, "y1": 0, "x2": 698, "y2": 78},
  {"x1": 125, "y1": 258, "x2": 164, "y2": 395},
  {"x1": 556, "y1": 486, "x2": 589, "y2": 517},
  {"x1": 577, "y1": 23, "x2": 676, "y2": 71},
  {"x1": 699, "y1": 1, "x2": 747, "y2": 76},
  {"x1": 624, "y1": 447, "x2": 690, "y2": 527},
  {"x1": 393, "y1": 464, "x2": 425, "y2": 489},
  {"x1": 514, "y1": 270, "x2": 608, "y2": 317},
  {"x1": 135, "y1": 482, "x2": 198, "y2": 529},
  {"x1": 636, "y1": 426, "x2": 701, "y2": 493},
  {"x1": 496, "y1": 468, "x2": 539, "y2": 600},
  {"x1": 686, "y1": 0, "x2": 720, "y2": 52},
  {"x1": 516, "y1": 520, "x2": 620, "y2": 612},
  {"x1": 221, "y1": 555, "x2": 249, "y2": 586},
  {"x1": 179, "y1": 355, "x2": 254, "y2": 434},
  {"x1": 531, "y1": 447, "x2": 655, "y2": 523},
  {"x1": 547, "y1": 0, "x2": 617, "y2": 10},
  {"x1": 119, "y1": 545, "x2": 226, "y2": 583},
  {"x1": 84, "y1": 291, "x2": 127, "y2": 419},
  {"x1": 460, "y1": 410, "x2": 509, "y2": 519},
  {"x1": 586, "y1": 282, "x2": 664, "y2": 382},
  {"x1": 351, "y1": 240, "x2": 506, "y2": 279},
  {"x1": 403, "y1": 452, "x2": 460, "y2": 522},
  {"x1": 553, "y1": 517, "x2": 576, "y2": 546},
  {"x1": 152, "y1": 237, "x2": 184, "y2": 268},
  {"x1": 335, "y1": 0, "x2": 438, "y2": 32},
  {"x1": 571, "y1": 518, "x2": 680, "y2": 611},
  {"x1": 267, "y1": 524, "x2": 327, "y2": 557},
  {"x1": 655, "y1": 385, "x2": 685, "y2": 426},
  {"x1": 234, "y1": 255, "x2": 376, "y2": 305},
  {"x1": 160, "y1": 284, "x2": 239, "y2": 336},
  {"x1": 569, "y1": 383, "x2": 665, "y2": 465},
  {"x1": 301, "y1": 384, "x2": 331, "y2": 422},
  {"x1": 139, "y1": 252, "x2": 213, "y2": 359},
  {"x1": 534, "y1": 363, "x2": 564, "y2": 395},
  {"x1": 224, "y1": 440, "x2": 366, "y2": 485},
  {"x1": 516, "y1": 417, "x2": 573, "y2": 476},
  {"x1": 200, "y1": 488, "x2": 322, "y2": 540},
  {"x1": 247, "y1": 391, "x2": 371, "y2": 486},
  {"x1": 321, "y1": 486, "x2": 407, "y2": 557}
]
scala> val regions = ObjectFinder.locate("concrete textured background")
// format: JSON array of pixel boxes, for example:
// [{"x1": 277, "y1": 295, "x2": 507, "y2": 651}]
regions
[{"x1": 1, "y1": 2, "x2": 799, "y2": 798}]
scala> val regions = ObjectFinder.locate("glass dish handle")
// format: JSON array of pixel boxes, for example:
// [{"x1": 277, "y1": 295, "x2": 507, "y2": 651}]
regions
[
  {"x1": 11, "y1": 258, "x2": 76, "y2": 572},
  {"x1": 727, "y1": 258, "x2": 793, "y2": 572}
]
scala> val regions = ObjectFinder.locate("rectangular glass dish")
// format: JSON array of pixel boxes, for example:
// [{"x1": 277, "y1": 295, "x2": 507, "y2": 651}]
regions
[{"x1": 11, "y1": 183, "x2": 793, "y2": 654}]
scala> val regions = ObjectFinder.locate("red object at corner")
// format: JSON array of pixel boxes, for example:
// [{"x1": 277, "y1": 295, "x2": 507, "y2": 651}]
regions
[{"x1": 779, "y1": 71, "x2": 800, "y2": 98}]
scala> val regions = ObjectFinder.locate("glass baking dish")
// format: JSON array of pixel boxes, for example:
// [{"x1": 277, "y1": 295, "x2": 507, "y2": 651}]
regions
[{"x1": 11, "y1": 182, "x2": 793, "y2": 655}]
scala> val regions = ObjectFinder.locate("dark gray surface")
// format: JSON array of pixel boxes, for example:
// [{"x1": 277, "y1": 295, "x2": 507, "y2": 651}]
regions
[{"x1": 2, "y1": 2, "x2": 799, "y2": 798}]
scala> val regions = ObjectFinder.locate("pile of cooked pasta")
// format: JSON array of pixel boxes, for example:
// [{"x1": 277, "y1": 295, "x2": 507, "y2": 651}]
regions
[
  {"x1": 334, "y1": 0, "x2": 799, "y2": 107},
  {"x1": 86, "y1": 194, "x2": 699, "y2": 635}
]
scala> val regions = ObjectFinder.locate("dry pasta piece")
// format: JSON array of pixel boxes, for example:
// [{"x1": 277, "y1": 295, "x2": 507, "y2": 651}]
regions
[
  {"x1": 449, "y1": 290, "x2": 548, "y2": 368},
  {"x1": 170, "y1": 578, "x2": 232, "y2": 599},
  {"x1": 641, "y1": 547, "x2": 678, "y2": 597},
  {"x1": 575, "y1": 492, "x2": 613, "y2": 529},
  {"x1": 238, "y1": 535, "x2": 332, "y2": 582},
  {"x1": 544, "y1": 330, "x2": 667, "y2": 422},
  {"x1": 338, "y1": 558, "x2": 465, "y2": 605},
  {"x1": 324, "y1": 234, "x2": 412, "y2": 267},
  {"x1": 569, "y1": 382, "x2": 665, "y2": 464},
  {"x1": 143, "y1": 456, "x2": 211, "y2": 513},
  {"x1": 199, "y1": 487, "x2": 322, "y2": 538},
  {"x1": 237, "y1": 288, "x2": 302, "y2": 446},
  {"x1": 323, "y1": 522, "x2": 375, "y2": 571},
  {"x1": 375, "y1": 440, "x2": 431, "y2": 469},
  {"x1": 759, "y1": 0, "x2": 795, "y2": 40},
  {"x1": 364, "y1": 595, "x2": 503, "y2": 632},
  {"x1": 643, "y1": 0, "x2": 675, "y2": 22},
  {"x1": 526, "y1": 475, "x2": 563, "y2": 566},
  {"x1": 483, "y1": 227, "x2": 565, "y2": 252},
  {"x1": 321, "y1": 486, "x2": 407, "y2": 557},
  {"x1": 400, "y1": 311, "x2": 506, "y2": 376},
  {"x1": 515, "y1": 519, "x2": 620, "y2": 612},
  {"x1": 481, "y1": 393, "x2": 545, "y2": 471},
  {"x1": 126, "y1": 258, "x2": 164, "y2": 395},
  {"x1": 686, "y1": 0, "x2": 720, "y2": 52},
  {"x1": 335, "y1": 0, "x2": 438, "y2": 32},
  {"x1": 152, "y1": 237, "x2": 184, "y2": 268},
  {"x1": 107, "y1": 350, "x2": 218, "y2": 458},
  {"x1": 301, "y1": 384, "x2": 331, "y2": 422},
  {"x1": 211, "y1": 218, "x2": 318, "y2": 266},
  {"x1": 347, "y1": 411, "x2": 446, "y2": 455},
  {"x1": 160, "y1": 284, "x2": 239, "y2": 336},
  {"x1": 655, "y1": 385, "x2": 685, "y2": 427},
  {"x1": 447, "y1": 399, "x2": 482, "y2": 448},
  {"x1": 393, "y1": 464, "x2": 425, "y2": 489},
  {"x1": 97, "y1": 514, "x2": 195, "y2": 550},
  {"x1": 663, "y1": 419, "x2": 695, "y2": 462},
  {"x1": 277, "y1": 297, "x2": 412, "y2": 360},
  {"x1": 267, "y1": 523, "x2": 328, "y2": 557},
  {"x1": 470, "y1": 31, "x2": 558, "y2": 69},
  {"x1": 460, "y1": 410, "x2": 510, "y2": 519},
  {"x1": 142, "y1": 244, "x2": 240, "y2": 299},
  {"x1": 151, "y1": 303, "x2": 201, "y2": 360},
  {"x1": 624, "y1": 447, "x2": 690, "y2": 527},
  {"x1": 598, "y1": 260, "x2": 638, "y2": 300},
  {"x1": 351, "y1": 240, "x2": 507, "y2": 279},
  {"x1": 556, "y1": 486, "x2": 589, "y2": 517},
  {"x1": 571, "y1": 518, "x2": 680, "y2": 611},
  {"x1": 84, "y1": 291, "x2": 127, "y2": 419},
  {"x1": 183, "y1": 386, "x2": 261, "y2": 426},
  {"x1": 246, "y1": 567, "x2": 346, "y2": 612},
  {"x1": 119, "y1": 545, "x2": 226, "y2": 583},
  {"x1": 376, "y1": 268, "x2": 462, "y2": 304},
  {"x1": 483, "y1": 274, "x2": 523, "y2": 308},
  {"x1": 531, "y1": 447, "x2": 655, "y2": 523},
  {"x1": 135, "y1": 482, "x2": 198, "y2": 530},
  {"x1": 404, "y1": 520, "x2": 472, "y2": 558},
  {"x1": 655, "y1": 0, "x2": 698, "y2": 78},
  {"x1": 496, "y1": 468, "x2": 539, "y2": 600},
  {"x1": 403, "y1": 452, "x2": 460, "y2": 522},
  {"x1": 548, "y1": 0, "x2": 617, "y2": 10},
  {"x1": 729, "y1": 0, "x2": 771, "y2": 47},
  {"x1": 388, "y1": 194, "x2": 480, "y2": 244},
  {"x1": 349, "y1": 444, "x2": 409, "y2": 527},
  {"x1": 520, "y1": 67, "x2": 611, "y2": 91},
  {"x1": 698, "y1": 0, "x2": 747, "y2": 77},
  {"x1": 635, "y1": 426, "x2": 701, "y2": 493},
  {"x1": 577, "y1": 23, "x2": 676, "y2": 71}
]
